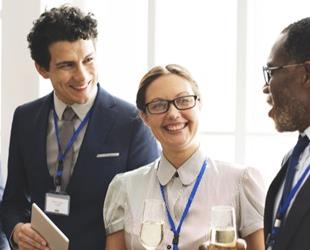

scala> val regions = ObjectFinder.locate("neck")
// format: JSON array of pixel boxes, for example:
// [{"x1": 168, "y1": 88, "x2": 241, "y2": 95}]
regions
[{"x1": 163, "y1": 144, "x2": 199, "y2": 169}]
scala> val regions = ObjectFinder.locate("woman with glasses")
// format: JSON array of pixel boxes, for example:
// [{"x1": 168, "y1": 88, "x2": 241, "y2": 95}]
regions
[{"x1": 103, "y1": 64, "x2": 265, "y2": 250}]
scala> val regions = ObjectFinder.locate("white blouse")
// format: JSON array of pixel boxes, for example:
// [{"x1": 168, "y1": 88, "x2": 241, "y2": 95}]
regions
[{"x1": 104, "y1": 148, "x2": 265, "y2": 250}]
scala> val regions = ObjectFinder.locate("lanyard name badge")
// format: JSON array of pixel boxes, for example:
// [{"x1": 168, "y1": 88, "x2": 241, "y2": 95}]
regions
[
  {"x1": 160, "y1": 160, "x2": 207, "y2": 250},
  {"x1": 267, "y1": 161, "x2": 310, "y2": 248},
  {"x1": 45, "y1": 106, "x2": 93, "y2": 216}
]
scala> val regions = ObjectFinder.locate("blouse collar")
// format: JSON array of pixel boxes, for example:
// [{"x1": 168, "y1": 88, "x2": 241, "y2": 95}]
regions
[{"x1": 157, "y1": 146, "x2": 206, "y2": 186}]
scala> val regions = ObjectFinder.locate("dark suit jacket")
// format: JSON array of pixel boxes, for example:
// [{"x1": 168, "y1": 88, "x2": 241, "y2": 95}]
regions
[
  {"x1": 264, "y1": 152, "x2": 310, "y2": 250},
  {"x1": 1, "y1": 85, "x2": 159, "y2": 250}
]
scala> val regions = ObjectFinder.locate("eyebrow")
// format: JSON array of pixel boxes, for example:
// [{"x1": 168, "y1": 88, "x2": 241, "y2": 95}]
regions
[
  {"x1": 148, "y1": 92, "x2": 193, "y2": 102},
  {"x1": 84, "y1": 52, "x2": 95, "y2": 59},
  {"x1": 55, "y1": 61, "x2": 73, "y2": 67},
  {"x1": 176, "y1": 91, "x2": 191, "y2": 97},
  {"x1": 55, "y1": 52, "x2": 95, "y2": 67}
]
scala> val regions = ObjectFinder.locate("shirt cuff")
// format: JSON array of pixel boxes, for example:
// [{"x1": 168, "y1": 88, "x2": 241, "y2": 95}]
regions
[
  {"x1": 240, "y1": 222, "x2": 264, "y2": 238},
  {"x1": 9, "y1": 226, "x2": 19, "y2": 250},
  {"x1": 105, "y1": 220, "x2": 124, "y2": 235}
]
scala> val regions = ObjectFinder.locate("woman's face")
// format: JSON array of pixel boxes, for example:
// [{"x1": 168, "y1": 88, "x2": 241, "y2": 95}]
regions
[{"x1": 141, "y1": 74, "x2": 201, "y2": 155}]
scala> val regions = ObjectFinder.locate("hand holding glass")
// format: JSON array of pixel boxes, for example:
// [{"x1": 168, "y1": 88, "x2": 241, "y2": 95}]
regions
[
  {"x1": 209, "y1": 206, "x2": 237, "y2": 248},
  {"x1": 139, "y1": 199, "x2": 165, "y2": 250}
]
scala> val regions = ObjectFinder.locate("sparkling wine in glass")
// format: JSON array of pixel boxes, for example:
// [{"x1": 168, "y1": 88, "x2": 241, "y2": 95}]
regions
[
  {"x1": 209, "y1": 205, "x2": 237, "y2": 248},
  {"x1": 139, "y1": 199, "x2": 165, "y2": 250}
]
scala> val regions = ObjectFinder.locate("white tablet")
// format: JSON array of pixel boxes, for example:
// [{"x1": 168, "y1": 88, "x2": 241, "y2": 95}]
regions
[{"x1": 31, "y1": 203, "x2": 69, "y2": 250}]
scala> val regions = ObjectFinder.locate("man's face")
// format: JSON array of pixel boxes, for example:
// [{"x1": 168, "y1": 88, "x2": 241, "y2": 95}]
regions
[
  {"x1": 263, "y1": 32, "x2": 308, "y2": 132},
  {"x1": 36, "y1": 39, "x2": 98, "y2": 105}
]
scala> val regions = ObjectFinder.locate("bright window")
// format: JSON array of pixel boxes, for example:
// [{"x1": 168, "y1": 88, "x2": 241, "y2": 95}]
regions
[{"x1": 38, "y1": 0, "x2": 310, "y2": 185}]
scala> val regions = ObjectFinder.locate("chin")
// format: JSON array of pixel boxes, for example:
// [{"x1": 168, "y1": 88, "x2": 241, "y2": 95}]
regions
[
  {"x1": 274, "y1": 119, "x2": 298, "y2": 132},
  {"x1": 274, "y1": 124, "x2": 286, "y2": 133},
  {"x1": 76, "y1": 93, "x2": 91, "y2": 103},
  {"x1": 77, "y1": 99, "x2": 89, "y2": 104}
]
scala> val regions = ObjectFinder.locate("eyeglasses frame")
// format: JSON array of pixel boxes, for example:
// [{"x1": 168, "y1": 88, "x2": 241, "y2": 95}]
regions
[
  {"x1": 145, "y1": 95, "x2": 199, "y2": 114},
  {"x1": 262, "y1": 62, "x2": 306, "y2": 85}
]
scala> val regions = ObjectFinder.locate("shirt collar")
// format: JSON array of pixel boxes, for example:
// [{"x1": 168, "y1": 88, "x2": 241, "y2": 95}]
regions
[
  {"x1": 301, "y1": 126, "x2": 310, "y2": 140},
  {"x1": 53, "y1": 86, "x2": 97, "y2": 121},
  {"x1": 157, "y1": 146, "x2": 206, "y2": 186}
]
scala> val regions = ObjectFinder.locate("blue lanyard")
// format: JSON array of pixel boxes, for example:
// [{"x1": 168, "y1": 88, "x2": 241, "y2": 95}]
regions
[
  {"x1": 268, "y1": 161, "x2": 310, "y2": 247},
  {"x1": 52, "y1": 105, "x2": 94, "y2": 191},
  {"x1": 159, "y1": 160, "x2": 207, "y2": 250}
]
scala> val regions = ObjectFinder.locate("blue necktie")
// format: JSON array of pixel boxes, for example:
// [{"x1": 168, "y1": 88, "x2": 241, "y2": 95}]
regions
[{"x1": 282, "y1": 135, "x2": 310, "y2": 201}]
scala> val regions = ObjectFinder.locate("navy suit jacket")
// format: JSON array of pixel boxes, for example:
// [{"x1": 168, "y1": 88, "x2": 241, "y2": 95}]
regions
[
  {"x1": 1, "y1": 85, "x2": 159, "y2": 249},
  {"x1": 264, "y1": 152, "x2": 310, "y2": 250}
]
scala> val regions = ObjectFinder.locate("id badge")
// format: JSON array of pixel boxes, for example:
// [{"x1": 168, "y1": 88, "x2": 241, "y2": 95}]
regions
[{"x1": 45, "y1": 192, "x2": 70, "y2": 216}]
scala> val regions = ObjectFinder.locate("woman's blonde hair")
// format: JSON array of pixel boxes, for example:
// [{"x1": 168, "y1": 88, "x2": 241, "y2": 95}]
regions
[{"x1": 136, "y1": 64, "x2": 200, "y2": 113}]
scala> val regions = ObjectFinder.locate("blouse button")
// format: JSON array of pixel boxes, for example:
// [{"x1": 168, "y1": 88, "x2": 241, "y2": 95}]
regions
[{"x1": 167, "y1": 245, "x2": 172, "y2": 249}]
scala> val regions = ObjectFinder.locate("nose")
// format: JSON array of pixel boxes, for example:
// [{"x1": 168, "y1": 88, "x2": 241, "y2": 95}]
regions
[
  {"x1": 262, "y1": 83, "x2": 270, "y2": 94},
  {"x1": 166, "y1": 102, "x2": 180, "y2": 119},
  {"x1": 74, "y1": 64, "x2": 88, "y2": 82}
]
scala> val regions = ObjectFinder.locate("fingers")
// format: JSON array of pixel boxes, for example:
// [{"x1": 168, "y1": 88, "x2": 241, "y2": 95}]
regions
[
  {"x1": 13, "y1": 223, "x2": 50, "y2": 250},
  {"x1": 236, "y1": 239, "x2": 247, "y2": 250},
  {"x1": 198, "y1": 241, "x2": 210, "y2": 250},
  {"x1": 199, "y1": 239, "x2": 247, "y2": 250}
]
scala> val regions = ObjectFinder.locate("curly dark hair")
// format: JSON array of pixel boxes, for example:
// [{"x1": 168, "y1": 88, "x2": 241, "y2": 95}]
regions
[
  {"x1": 282, "y1": 17, "x2": 310, "y2": 62},
  {"x1": 136, "y1": 64, "x2": 200, "y2": 113},
  {"x1": 27, "y1": 5, "x2": 98, "y2": 70}
]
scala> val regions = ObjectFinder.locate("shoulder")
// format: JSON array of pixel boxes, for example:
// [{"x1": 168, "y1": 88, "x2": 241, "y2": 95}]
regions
[
  {"x1": 14, "y1": 93, "x2": 52, "y2": 115},
  {"x1": 207, "y1": 158, "x2": 265, "y2": 191},
  {"x1": 96, "y1": 86, "x2": 138, "y2": 118},
  {"x1": 110, "y1": 160, "x2": 158, "y2": 188},
  {"x1": 12, "y1": 93, "x2": 52, "y2": 124},
  {"x1": 207, "y1": 158, "x2": 247, "y2": 179},
  {"x1": 105, "y1": 161, "x2": 158, "y2": 209}
]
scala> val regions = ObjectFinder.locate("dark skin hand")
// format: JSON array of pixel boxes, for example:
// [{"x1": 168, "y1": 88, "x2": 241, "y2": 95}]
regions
[{"x1": 199, "y1": 239, "x2": 247, "y2": 250}]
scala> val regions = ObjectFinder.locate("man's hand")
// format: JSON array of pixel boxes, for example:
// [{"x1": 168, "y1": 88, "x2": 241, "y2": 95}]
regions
[
  {"x1": 13, "y1": 223, "x2": 50, "y2": 250},
  {"x1": 199, "y1": 239, "x2": 247, "y2": 250}
]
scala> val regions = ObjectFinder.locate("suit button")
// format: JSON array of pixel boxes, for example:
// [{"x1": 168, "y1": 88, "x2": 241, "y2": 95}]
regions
[{"x1": 167, "y1": 245, "x2": 171, "y2": 249}]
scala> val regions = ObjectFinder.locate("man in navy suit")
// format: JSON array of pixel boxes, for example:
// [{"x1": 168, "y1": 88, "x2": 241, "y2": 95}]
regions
[
  {"x1": 1, "y1": 5, "x2": 159, "y2": 250},
  {"x1": 263, "y1": 17, "x2": 310, "y2": 250}
]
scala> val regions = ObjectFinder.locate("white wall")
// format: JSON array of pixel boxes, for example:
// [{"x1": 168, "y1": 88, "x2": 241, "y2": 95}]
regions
[{"x1": 1, "y1": 0, "x2": 41, "y2": 179}]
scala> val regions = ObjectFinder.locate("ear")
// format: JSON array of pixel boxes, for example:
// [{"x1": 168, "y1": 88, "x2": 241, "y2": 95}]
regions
[
  {"x1": 139, "y1": 111, "x2": 150, "y2": 128},
  {"x1": 35, "y1": 62, "x2": 50, "y2": 79},
  {"x1": 303, "y1": 61, "x2": 310, "y2": 88},
  {"x1": 198, "y1": 97, "x2": 202, "y2": 111}
]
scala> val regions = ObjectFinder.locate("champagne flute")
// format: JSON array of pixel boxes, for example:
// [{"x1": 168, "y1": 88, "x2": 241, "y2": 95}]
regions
[
  {"x1": 139, "y1": 199, "x2": 165, "y2": 250},
  {"x1": 209, "y1": 205, "x2": 237, "y2": 248}
]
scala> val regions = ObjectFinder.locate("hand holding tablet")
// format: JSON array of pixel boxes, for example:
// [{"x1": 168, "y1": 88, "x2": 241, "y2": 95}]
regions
[{"x1": 31, "y1": 203, "x2": 69, "y2": 250}]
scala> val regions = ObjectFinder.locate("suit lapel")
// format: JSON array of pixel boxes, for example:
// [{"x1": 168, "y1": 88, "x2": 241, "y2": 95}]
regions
[
  {"x1": 264, "y1": 162, "x2": 287, "y2": 239},
  {"x1": 34, "y1": 93, "x2": 55, "y2": 186},
  {"x1": 67, "y1": 86, "x2": 116, "y2": 191},
  {"x1": 276, "y1": 165, "x2": 310, "y2": 249}
]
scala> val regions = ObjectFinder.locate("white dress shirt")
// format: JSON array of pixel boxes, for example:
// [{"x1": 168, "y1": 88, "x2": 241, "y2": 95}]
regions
[
  {"x1": 46, "y1": 87, "x2": 97, "y2": 180},
  {"x1": 104, "y1": 147, "x2": 265, "y2": 250}
]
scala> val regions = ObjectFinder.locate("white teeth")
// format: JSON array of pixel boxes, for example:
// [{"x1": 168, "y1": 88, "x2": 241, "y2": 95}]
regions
[
  {"x1": 166, "y1": 123, "x2": 185, "y2": 131},
  {"x1": 73, "y1": 83, "x2": 88, "y2": 90}
]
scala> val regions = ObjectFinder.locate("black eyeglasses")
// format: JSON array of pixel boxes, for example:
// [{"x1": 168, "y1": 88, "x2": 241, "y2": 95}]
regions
[
  {"x1": 145, "y1": 95, "x2": 199, "y2": 114},
  {"x1": 262, "y1": 63, "x2": 305, "y2": 85}
]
